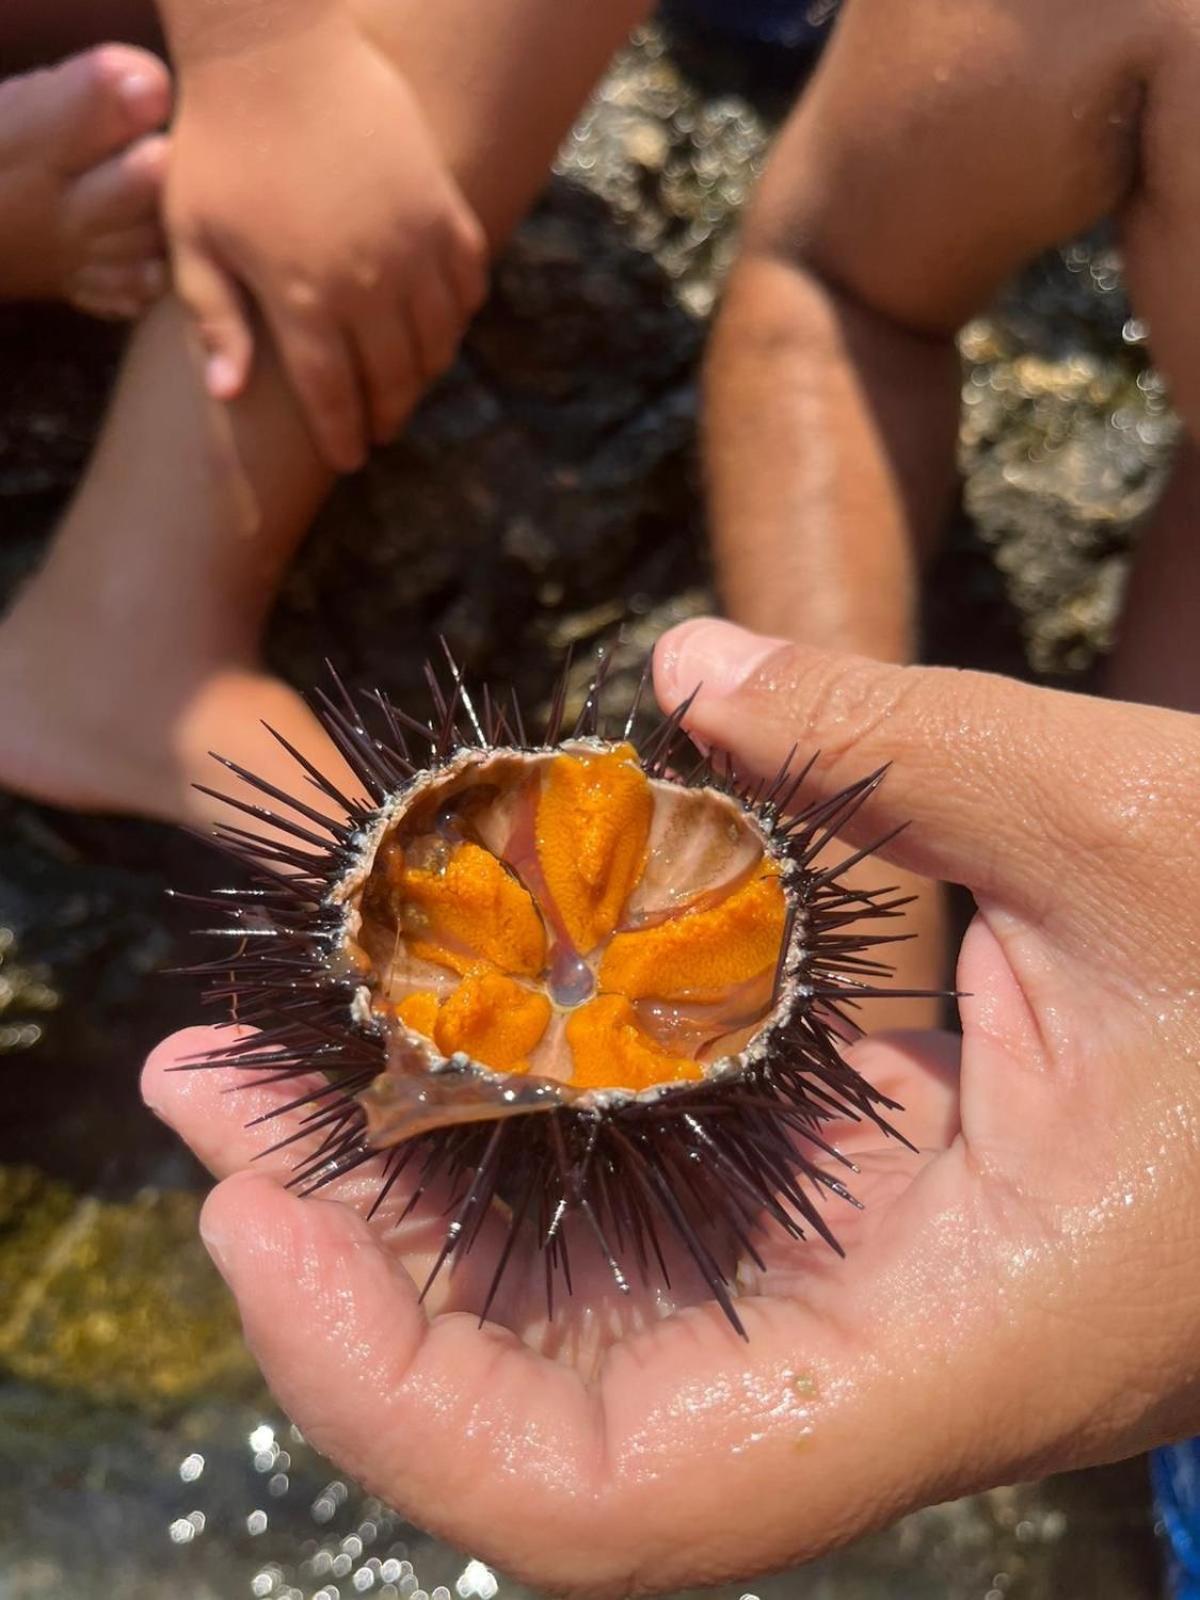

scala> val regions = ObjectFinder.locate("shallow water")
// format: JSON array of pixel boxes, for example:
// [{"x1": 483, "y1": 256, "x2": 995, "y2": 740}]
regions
[{"x1": 0, "y1": 20, "x2": 1173, "y2": 1600}]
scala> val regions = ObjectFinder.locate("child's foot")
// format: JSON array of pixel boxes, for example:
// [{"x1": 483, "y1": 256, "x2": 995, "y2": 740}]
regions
[
  {"x1": 0, "y1": 582, "x2": 359, "y2": 838},
  {"x1": 0, "y1": 44, "x2": 171, "y2": 320},
  {"x1": 172, "y1": 668, "x2": 365, "y2": 840}
]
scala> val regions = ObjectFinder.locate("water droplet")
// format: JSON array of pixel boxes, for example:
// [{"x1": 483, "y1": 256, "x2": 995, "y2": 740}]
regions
[{"x1": 549, "y1": 949, "x2": 595, "y2": 1006}]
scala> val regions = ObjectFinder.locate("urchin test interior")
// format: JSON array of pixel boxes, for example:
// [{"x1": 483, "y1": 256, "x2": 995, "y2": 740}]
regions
[{"x1": 346, "y1": 741, "x2": 790, "y2": 1092}]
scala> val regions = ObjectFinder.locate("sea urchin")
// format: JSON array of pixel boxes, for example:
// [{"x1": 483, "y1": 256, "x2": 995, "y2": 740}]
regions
[{"x1": 182, "y1": 651, "x2": 931, "y2": 1336}]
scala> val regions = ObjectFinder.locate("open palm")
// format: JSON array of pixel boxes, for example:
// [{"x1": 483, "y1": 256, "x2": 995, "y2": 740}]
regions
[{"x1": 143, "y1": 623, "x2": 1200, "y2": 1598}]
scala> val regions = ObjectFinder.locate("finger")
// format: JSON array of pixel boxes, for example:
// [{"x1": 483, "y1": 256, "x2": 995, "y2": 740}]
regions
[
  {"x1": 197, "y1": 1169, "x2": 622, "y2": 1589},
  {"x1": 407, "y1": 264, "x2": 464, "y2": 385},
  {"x1": 352, "y1": 300, "x2": 421, "y2": 445},
  {"x1": 145, "y1": 1024, "x2": 764, "y2": 1352},
  {"x1": 202, "y1": 1163, "x2": 1067, "y2": 1599},
  {"x1": 837, "y1": 1028, "x2": 961, "y2": 1157},
  {"x1": 66, "y1": 130, "x2": 167, "y2": 232},
  {"x1": 173, "y1": 245, "x2": 254, "y2": 399},
  {"x1": 87, "y1": 221, "x2": 166, "y2": 264},
  {"x1": 267, "y1": 306, "x2": 368, "y2": 473},
  {"x1": 653, "y1": 617, "x2": 1192, "y2": 917},
  {"x1": 142, "y1": 1025, "x2": 331, "y2": 1183},
  {"x1": 442, "y1": 204, "x2": 490, "y2": 317},
  {"x1": 142, "y1": 1024, "x2": 439, "y2": 1221},
  {"x1": 49, "y1": 45, "x2": 171, "y2": 172},
  {"x1": 143, "y1": 1023, "x2": 506, "y2": 1304},
  {"x1": 743, "y1": 1029, "x2": 963, "y2": 1291}
]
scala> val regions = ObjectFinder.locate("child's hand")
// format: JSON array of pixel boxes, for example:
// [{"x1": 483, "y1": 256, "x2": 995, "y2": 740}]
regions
[{"x1": 165, "y1": 16, "x2": 487, "y2": 471}]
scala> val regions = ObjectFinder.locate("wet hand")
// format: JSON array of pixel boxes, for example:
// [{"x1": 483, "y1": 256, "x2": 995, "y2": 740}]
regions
[
  {"x1": 165, "y1": 16, "x2": 487, "y2": 472},
  {"x1": 142, "y1": 620, "x2": 1200, "y2": 1597}
]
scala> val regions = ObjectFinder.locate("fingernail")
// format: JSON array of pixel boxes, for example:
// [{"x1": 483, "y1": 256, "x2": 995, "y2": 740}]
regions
[
  {"x1": 199, "y1": 1210, "x2": 232, "y2": 1279},
  {"x1": 141, "y1": 1080, "x2": 167, "y2": 1120},
  {"x1": 205, "y1": 353, "x2": 239, "y2": 399},
  {"x1": 659, "y1": 618, "x2": 787, "y2": 703}
]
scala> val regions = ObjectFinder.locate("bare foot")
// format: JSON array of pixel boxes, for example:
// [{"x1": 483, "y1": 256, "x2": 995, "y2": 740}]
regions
[
  {"x1": 0, "y1": 580, "x2": 360, "y2": 839},
  {"x1": 0, "y1": 44, "x2": 171, "y2": 319},
  {"x1": 172, "y1": 667, "x2": 365, "y2": 841}
]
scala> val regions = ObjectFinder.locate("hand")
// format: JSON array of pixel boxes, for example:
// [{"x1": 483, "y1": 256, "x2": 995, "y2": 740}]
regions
[
  {"x1": 165, "y1": 16, "x2": 487, "y2": 471},
  {"x1": 142, "y1": 618, "x2": 1200, "y2": 1598}
]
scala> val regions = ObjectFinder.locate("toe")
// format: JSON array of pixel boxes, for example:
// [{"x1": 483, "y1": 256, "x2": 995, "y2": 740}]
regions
[
  {"x1": 87, "y1": 221, "x2": 167, "y2": 266},
  {"x1": 65, "y1": 131, "x2": 166, "y2": 235},
  {"x1": 45, "y1": 45, "x2": 171, "y2": 174},
  {"x1": 68, "y1": 256, "x2": 166, "y2": 320}
]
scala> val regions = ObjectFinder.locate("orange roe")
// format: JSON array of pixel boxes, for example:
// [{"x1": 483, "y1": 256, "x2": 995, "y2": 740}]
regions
[{"x1": 380, "y1": 749, "x2": 786, "y2": 1093}]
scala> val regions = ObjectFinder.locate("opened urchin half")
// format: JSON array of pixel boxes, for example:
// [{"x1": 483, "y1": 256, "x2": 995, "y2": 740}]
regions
[{"x1": 181, "y1": 650, "x2": 933, "y2": 1337}]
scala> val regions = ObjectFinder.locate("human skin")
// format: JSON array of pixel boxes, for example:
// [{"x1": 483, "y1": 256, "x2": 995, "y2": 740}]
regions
[
  {"x1": 0, "y1": 0, "x2": 650, "y2": 829},
  {"x1": 703, "y1": 0, "x2": 1200, "y2": 1030},
  {"x1": 142, "y1": 616, "x2": 1200, "y2": 1598},
  {"x1": 158, "y1": 0, "x2": 657, "y2": 471},
  {"x1": 158, "y1": 0, "x2": 488, "y2": 472},
  {"x1": 704, "y1": 0, "x2": 1200, "y2": 711},
  {"x1": 0, "y1": 44, "x2": 170, "y2": 317}
]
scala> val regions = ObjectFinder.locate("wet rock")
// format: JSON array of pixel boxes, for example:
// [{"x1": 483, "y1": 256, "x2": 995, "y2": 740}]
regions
[
  {"x1": 956, "y1": 236, "x2": 1175, "y2": 678},
  {"x1": 0, "y1": 1168, "x2": 253, "y2": 1411}
]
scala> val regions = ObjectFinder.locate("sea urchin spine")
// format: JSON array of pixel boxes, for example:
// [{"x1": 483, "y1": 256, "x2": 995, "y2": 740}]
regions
[{"x1": 179, "y1": 650, "x2": 934, "y2": 1336}]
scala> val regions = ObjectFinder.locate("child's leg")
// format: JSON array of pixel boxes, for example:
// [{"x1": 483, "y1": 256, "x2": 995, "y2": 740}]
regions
[
  {"x1": 0, "y1": 295, "x2": 353, "y2": 828},
  {"x1": 0, "y1": 0, "x2": 652, "y2": 830},
  {"x1": 354, "y1": 0, "x2": 654, "y2": 248},
  {"x1": 1106, "y1": 441, "x2": 1200, "y2": 715}
]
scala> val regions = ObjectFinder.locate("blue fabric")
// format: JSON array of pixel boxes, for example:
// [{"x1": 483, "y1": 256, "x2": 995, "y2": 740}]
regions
[
  {"x1": 1153, "y1": 1443, "x2": 1200, "y2": 1598},
  {"x1": 662, "y1": 0, "x2": 837, "y2": 48}
]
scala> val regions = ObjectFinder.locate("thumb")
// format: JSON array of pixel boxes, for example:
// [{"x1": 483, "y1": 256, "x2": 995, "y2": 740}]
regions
[
  {"x1": 173, "y1": 244, "x2": 253, "y2": 400},
  {"x1": 653, "y1": 618, "x2": 1179, "y2": 916}
]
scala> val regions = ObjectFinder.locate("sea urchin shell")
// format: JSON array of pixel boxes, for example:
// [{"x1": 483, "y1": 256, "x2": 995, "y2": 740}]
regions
[{"x1": 182, "y1": 651, "x2": 931, "y2": 1336}]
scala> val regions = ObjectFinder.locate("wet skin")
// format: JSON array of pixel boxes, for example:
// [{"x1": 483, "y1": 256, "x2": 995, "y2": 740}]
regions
[
  {"x1": 702, "y1": 0, "x2": 1200, "y2": 1036},
  {"x1": 143, "y1": 619, "x2": 1200, "y2": 1598},
  {"x1": 704, "y1": 0, "x2": 1200, "y2": 706}
]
